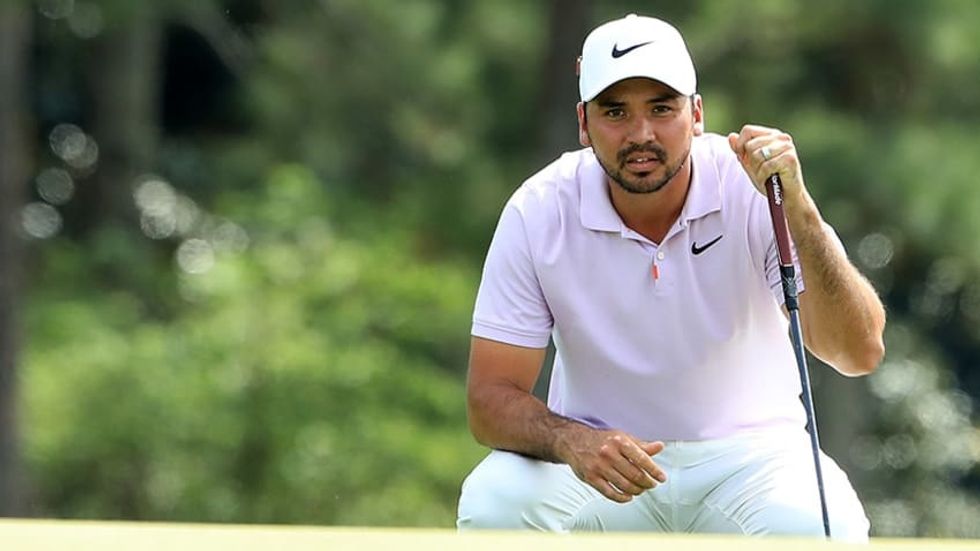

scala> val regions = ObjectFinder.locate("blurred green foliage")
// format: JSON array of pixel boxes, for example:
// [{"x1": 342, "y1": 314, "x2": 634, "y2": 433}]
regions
[
  {"x1": 10, "y1": 0, "x2": 980, "y2": 537},
  {"x1": 24, "y1": 164, "x2": 483, "y2": 524}
]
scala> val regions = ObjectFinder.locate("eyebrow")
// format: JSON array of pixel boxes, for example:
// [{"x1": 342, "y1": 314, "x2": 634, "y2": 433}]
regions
[{"x1": 595, "y1": 93, "x2": 682, "y2": 108}]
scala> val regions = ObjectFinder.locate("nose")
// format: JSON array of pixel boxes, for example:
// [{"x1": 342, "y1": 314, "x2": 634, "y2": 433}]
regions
[{"x1": 628, "y1": 114, "x2": 658, "y2": 144}]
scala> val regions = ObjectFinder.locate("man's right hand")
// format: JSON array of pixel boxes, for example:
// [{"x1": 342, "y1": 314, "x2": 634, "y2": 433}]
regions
[
  {"x1": 558, "y1": 427, "x2": 668, "y2": 503},
  {"x1": 466, "y1": 337, "x2": 667, "y2": 503}
]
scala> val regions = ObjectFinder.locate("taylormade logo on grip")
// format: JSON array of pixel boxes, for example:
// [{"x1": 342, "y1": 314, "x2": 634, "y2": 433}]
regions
[{"x1": 771, "y1": 177, "x2": 783, "y2": 206}]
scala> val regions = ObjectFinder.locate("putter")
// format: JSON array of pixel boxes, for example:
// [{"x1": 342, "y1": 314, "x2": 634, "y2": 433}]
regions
[{"x1": 764, "y1": 173, "x2": 831, "y2": 539}]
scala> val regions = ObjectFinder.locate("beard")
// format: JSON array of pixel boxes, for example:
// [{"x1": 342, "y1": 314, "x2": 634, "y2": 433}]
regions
[{"x1": 595, "y1": 141, "x2": 690, "y2": 195}]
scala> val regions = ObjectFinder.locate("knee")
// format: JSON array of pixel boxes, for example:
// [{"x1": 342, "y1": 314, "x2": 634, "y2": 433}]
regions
[
  {"x1": 457, "y1": 451, "x2": 574, "y2": 531},
  {"x1": 456, "y1": 454, "x2": 536, "y2": 530},
  {"x1": 783, "y1": 510, "x2": 868, "y2": 543},
  {"x1": 829, "y1": 507, "x2": 871, "y2": 543},
  {"x1": 748, "y1": 502, "x2": 869, "y2": 542},
  {"x1": 755, "y1": 506, "x2": 827, "y2": 538}
]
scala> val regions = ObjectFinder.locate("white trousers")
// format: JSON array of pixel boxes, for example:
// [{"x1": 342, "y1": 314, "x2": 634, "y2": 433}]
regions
[{"x1": 457, "y1": 429, "x2": 870, "y2": 542}]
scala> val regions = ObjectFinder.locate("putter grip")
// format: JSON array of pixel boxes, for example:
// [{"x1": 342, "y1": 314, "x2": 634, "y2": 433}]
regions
[{"x1": 764, "y1": 174, "x2": 794, "y2": 267}]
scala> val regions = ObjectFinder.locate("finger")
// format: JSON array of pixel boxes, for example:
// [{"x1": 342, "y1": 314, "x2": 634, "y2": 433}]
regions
[
  {"x1": 611, "y1": 453, "x2": 657, "y2": 490},
  {"x1": 732, "y1": 132, "x2": 778, "y2": 167},
  {"x1": 586, "y1": 473, "x2": 632, "y2": 503},
  {"x1": 605, "y1": 466, "x2": 649, "y2": 496},
  {"x1": 640, "y1": 440, "x2": 665, "y2": 456},
  {"x1": 738, "y1": 124, "x2": 779, "y2": 142},
  {"x1": 756, "y1": 144, "x2": 784, "y2": 168},
  {"x1": 730, "y1": 130, "x2": 752, "y2": 161},
  {"x1": 603, "y1": 481, "x2": 633, "y2": 503},
  {"x1": 764, "y1": 140, "x2": 801, "y2": 177},
  {"x1": 633, "y1": 441, "x2": 668, "y2": 483},
  {"x1": 599, "y1": 436, "x2": 656, "y2": 489},
  {"x1": 727, "y1": 132, "x2": 740, "y2": 155},
  {"x1": 742, "y1": 137, "x2": 776, "y2": 159},
  {"x1": 729, "y1": 125, "x2": 758, "y2": 158},
  {"x1": 749, "y1": 133, "x2": 794, "y2": 158},
  {"x1": 756, "y1": 151, "x2": 802, "y2": 192},
  {"x1": 758, "y1": 152, "x2": 794, "y2": 183}
]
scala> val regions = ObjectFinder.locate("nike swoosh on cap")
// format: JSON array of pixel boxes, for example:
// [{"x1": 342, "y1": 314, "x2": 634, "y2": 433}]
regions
[
  {"x1": 691, "y1": 235, "x2": 723, "y2": 255},
  {"x1": 611, "y1": 41, "x2": 654, "y2": 58}
]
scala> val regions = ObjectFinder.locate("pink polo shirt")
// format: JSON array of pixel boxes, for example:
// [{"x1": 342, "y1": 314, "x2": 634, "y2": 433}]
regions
[{"x1": 472, "y1": 133, "x2": 813, "y2": 441}]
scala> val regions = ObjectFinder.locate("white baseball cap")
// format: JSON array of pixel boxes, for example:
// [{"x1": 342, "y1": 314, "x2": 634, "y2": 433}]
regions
[{"x1": 578, "y1": 14, "x2": 697, "y2": 102}]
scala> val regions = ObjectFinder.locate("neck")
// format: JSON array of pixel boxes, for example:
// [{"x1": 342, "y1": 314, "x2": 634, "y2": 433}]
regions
[{"x1": 607, "y1": 157, "x2": 692, "y2": 244}]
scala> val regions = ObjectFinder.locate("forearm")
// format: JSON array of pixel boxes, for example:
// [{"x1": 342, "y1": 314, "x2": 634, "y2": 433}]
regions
[
  {"x1": 467, "y1": 382, "x2": 589, "y2": 463},
  {"x1": 786, "y1": 192, "x2": 886, "y2": 376}
]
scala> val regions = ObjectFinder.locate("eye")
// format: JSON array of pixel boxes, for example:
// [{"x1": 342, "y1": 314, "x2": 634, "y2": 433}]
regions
[
  {"x1": 652, "y1": 104, "x2": 673, "y2": 115},
  {"x1": 604, "y1": 108, "x2": 626, "y2": 120}
]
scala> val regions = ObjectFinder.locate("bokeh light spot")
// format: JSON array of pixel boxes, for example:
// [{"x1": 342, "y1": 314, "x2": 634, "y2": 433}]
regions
[
  {"x1": 176, "y1": 239, "x2": 215, "y2": 274},
  {"x1": 175, "y1": 196, "x2": 201, "y2": 236},
  {"x1": 48, "y1": 123, "x2": 87, "y2": 163},
  {"x1": 64, "y1": 135, "x2": 99, "y2": 171},
  {"x1": 37, "y1": 0, "x2": 74, "y2": 20},
  {"x1": 868, "y1": 359, "x2": 935, "y2": 403},
  {"x1": 850, "y1": 435, "x2": 882, "y2": 470},
  {"x1": 21, "y1": 202, "x2": 63, "y2": 239},
  {"x1": 926, "y1": 257, "x2": 966, "y2": 295},
  {"x1": 140, "y1": 212, "x2": 177, "y2": 240},
  {"x1": 881, "y1": 434, "x2": 917, "y2": 469},
  {"x1": 36, "y1": 168, "x2": 75, "y2": 205},
  {"x1": 867, "y1": 500, "x2": 917, "y2": 537},
  {"x1": 134, "y1": 178, "x2": 178, "y2": 217},
  {"x1": 211, "y1": 221, "x2": 250, "y2": 254},
  {"x1": 857, "y1": 232, "x2": 894, "y2": 269},
  {"x1": 68, "y1": 1, "x2": 104, "y2": 39},
  {"x1": 914, "y1": 390, "x2": 970, "y2": 431}
]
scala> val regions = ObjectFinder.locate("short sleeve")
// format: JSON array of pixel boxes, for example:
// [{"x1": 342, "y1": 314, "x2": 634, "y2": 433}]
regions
[
  {"x1": 471, "y1": 200, "x2": 553, "y2": 348},
  {"x1": 759, "y1": 214, "x2": 846, "y2": 304},
  {"x1": 745, "y1": 191, "x2": 807, "y2": 305},
  {"x1": 763, "y1": 226, "x2": 806, "y2": 303}
]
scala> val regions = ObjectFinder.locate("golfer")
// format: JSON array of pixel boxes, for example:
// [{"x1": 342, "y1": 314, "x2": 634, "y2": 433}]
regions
[{"x1": 456, "y1": 14, "x2": 886, "y2": 541}]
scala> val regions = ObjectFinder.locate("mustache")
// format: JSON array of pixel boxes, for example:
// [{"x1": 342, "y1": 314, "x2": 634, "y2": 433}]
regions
[{"x1": 617, "y1": 143, "x2": 667, "y2": 165}]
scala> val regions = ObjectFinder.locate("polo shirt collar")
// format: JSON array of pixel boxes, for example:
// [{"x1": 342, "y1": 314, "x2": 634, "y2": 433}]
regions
[
  {"x1": 679, "y1": 143, "x2": 722, "y2": 224},
  {"x1": 579, "y1": 152, "x2": 622, "y2": 232},
  {"x1": 579, "y1": 142, "x2": 722, "y2": 233}
]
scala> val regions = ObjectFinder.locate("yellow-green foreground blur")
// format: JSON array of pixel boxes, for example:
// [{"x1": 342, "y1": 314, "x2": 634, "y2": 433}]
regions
[{"x1": 1, "y1": 520, "x2": 979, "y2": 550}]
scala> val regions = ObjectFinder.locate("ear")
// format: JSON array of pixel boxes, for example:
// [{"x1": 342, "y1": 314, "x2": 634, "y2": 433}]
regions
[
  {"x1": 691, "y1": 94, "x2": 705, "y2": 136},
  {"x1": 577, "y1": 102, "x2": 591, "y2": 147}
]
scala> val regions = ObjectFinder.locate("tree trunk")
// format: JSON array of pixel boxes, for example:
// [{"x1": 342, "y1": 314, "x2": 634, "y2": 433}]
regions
[
  {"x1": 0, "y1": 0, "x2": 32, "y2": 516},
  {"x1": 76, "y1": 8, "x2": 163, "y2": 233},
  {"x1": 535, "y1": 0, "x2": 591, "y2": 163}
]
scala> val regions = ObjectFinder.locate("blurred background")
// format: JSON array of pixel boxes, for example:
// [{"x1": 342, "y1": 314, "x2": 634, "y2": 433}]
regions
[{"x1": 0, "y1": 0, "x2": 978, "y2": 538}]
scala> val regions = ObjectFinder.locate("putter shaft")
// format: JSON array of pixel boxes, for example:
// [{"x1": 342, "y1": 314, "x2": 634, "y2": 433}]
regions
[{"x1": 765, "y1": 174, "x2": 831, "y2": 539}]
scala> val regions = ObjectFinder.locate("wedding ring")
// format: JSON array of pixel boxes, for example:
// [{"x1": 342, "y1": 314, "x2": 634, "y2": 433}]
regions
[{"x1": 761, "y1": 146, "x2": 772, "y2": 161}]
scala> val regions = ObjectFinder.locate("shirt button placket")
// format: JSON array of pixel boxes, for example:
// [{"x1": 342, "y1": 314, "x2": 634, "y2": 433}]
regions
[{"x1": 652, "y1": 250, "x2": 665, "y2": 282}]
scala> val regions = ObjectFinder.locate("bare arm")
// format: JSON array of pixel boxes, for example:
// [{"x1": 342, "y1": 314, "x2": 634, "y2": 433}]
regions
[
  {"x1": 466, "y1": 336, "x2": 567, "y2": 460},
  {"x1": 467, "y1": 336, "x2": 667, "y2": 502},
  {"x1": 728, "y1": 127, "x2": 886, "y2": 376},
  {"x1": 784, "y1": 191, "x2": 885, "y2": 375}
]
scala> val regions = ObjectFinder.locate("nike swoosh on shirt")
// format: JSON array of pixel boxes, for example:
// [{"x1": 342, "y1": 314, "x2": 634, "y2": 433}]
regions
[
  {"x1": 691, "y1": 235, "x2": 723, "y2": 255},
  {"x1": 611, "y1": 41, "x2": 654, "y2": 58}
]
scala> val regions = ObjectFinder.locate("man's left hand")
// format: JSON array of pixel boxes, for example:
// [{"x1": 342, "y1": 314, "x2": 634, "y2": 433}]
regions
[{"x1": 727, "y1": 125, "x2": 806, "y2": 207}]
